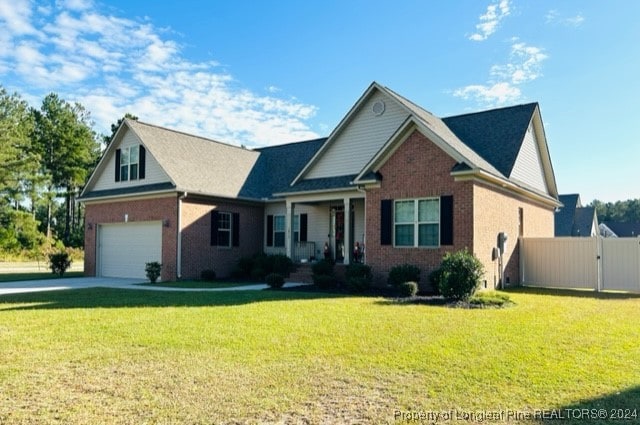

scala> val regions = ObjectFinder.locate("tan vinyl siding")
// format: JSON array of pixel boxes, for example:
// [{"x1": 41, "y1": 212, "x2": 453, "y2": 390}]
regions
[
  {"x1": 92, "y1": 130, "x2": 171, "y2": 191},
  {"x1": 510, "y1": 122, "x2": 547, "y2": 194},
  {"x1": 306, "y1": 92, "x2": 409, "y2": 179}
]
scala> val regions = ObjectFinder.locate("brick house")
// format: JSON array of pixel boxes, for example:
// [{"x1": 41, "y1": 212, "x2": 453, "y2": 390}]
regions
[{"x1": 80, "y1": 82, "x2": 560, "y2": 287}]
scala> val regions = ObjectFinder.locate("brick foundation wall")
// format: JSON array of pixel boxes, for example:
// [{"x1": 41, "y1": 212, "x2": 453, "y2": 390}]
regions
[
  {"x1": 364, "y1": 130, "x2": 474, "y2": 289},
  {"x1": 84, "y1": 195, "x2": 178, "y2": 281},
  {"x1": 180, "y1": 199, "x2": 263, "y2": 279}
]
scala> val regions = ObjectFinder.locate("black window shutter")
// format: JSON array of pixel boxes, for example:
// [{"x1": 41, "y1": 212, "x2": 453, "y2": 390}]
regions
[
  {"x1": 380, "y1": 199, "x2": 393, "y2": 245},
  {"x1": 232, "y1": 213, "x2": 240, "y2": 247},
  {"x1": 440, "y1": 195, "x2": 454, "y2": 245},
  {"x1": 115, "y1": 149, "x2": 121, "y2": 182},
  {"x1": 139, "y1": 145, "x2": 146, "y2": 179},
  {"x1": 211, "y1": 211, "x2": 219, "y2": 246},
  {"x1": 266, "y1": 215, "x2": 274, "y2": 247},
  {"x1": 300, "y1": 213, "x2": 308, "y2": 242}
]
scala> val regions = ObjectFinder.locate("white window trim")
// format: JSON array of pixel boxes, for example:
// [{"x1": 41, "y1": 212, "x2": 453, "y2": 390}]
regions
[
  {"x1": 217, "y1": 211, "x2": 232, "y2": 248},
  {"x1": 393, "y1": 197, "x2": 440, "y2": 248},
  {"x1": 273, "y1": 214, "x2": 300, "y2": 248},
  {"x1": 120, "y1": 145, "x2": 140, "y2": 182}
]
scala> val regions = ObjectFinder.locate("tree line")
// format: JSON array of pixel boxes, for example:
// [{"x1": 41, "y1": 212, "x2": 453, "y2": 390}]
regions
[
  {"x1": 0, "y1": 85, "x2": 134, "y2": 259},
  {"x1": 588, "y1": 199, "x2": 640, "y2": 223}
]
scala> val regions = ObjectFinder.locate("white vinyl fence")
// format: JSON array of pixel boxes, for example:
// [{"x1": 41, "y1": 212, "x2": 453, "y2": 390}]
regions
[{"x1": 520, "y1": 237, "x2": 640, "y2": 292}]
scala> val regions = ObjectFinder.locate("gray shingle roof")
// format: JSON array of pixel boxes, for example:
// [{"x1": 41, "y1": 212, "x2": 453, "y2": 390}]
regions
[
  {"x1": 601, "y1": 221, "x2": 640, "y2": 237},
  {"x1": 279, "y1": 175, "x2": 357, "y2": 195},
  {"x1": 126, "y1": 120, "x2": 260, "y2": 198},
  {"x1": 238, "y1": 138, "x2": 327, "y2": 199},
  {"x1": 442, "y1": 103, "x2": 538, "y2": 178},
  {"x1": 555, "y1": 194, "x2": 596, "y2": 236}
]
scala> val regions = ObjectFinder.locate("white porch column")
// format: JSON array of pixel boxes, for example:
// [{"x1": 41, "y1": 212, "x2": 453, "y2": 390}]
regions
[
  {"x1": 343, "y1": 198, "x2": 351, "y2": 265},
  {"x1": 285, "y1": 201, "x2": 294, "y2": 259}
]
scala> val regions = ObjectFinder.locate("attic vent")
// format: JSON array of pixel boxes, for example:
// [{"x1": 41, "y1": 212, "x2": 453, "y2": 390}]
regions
[{"x1": 372, "y1": 100, "x2": 385, "y2": 116}]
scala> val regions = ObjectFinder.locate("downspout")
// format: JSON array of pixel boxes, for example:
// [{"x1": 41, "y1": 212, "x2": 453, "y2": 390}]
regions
[
  {"x1": 177, "y1": 192, "x2": 187, "y2": 279},
  {"x1": 356, "y1": 185, "x2": 366, "y2": 263}
]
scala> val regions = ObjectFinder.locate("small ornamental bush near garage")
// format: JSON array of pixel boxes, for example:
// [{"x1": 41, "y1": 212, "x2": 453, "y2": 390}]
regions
[
  {"x1": 388, "y1": 264, "x2": 421, "y2": 287},
  {"x1": 145, "y1": 261, "x2": 162, "y2": 283},
  {"x1": 265, "y1": 273, "x2": 285, "y2": 289},
  {"x1": 48, "y1": 251, "x2": 72, "y2": 276},
  {"x1": 438, "y1": 249, "x2": 484, "y2": 301},
  {"x1": 398, "y1": 281, "x2": 418, "y2": 298}
]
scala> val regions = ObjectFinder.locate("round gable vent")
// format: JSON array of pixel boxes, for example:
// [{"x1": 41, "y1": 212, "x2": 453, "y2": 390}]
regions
[{"x1": 372, "y1": 100, "x2": 385, "y2": 116}]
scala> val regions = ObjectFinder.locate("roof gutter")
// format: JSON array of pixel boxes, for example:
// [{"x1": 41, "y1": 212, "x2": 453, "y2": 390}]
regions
[{"x1": 452, "y1": 169, "x2": 562, "y2": 208}]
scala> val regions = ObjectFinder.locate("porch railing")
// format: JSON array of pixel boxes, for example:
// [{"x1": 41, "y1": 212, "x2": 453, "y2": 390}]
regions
[{"x1": 292, "y1": 241, "x2": 316, "y2": 262}]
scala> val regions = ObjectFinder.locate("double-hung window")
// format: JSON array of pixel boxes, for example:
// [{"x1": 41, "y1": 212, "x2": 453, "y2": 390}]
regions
[
  {"x1": 394, "y1": 198, "x2": 440, "y2": 247},
  {"x1": 273, "y1": 216, "x2": 285, "y2": 247},
  {"x1": 119, "y1": 146, "x2": 139, "y2": 181},
  {"x1": 216, "y1": 212, "x2": 232, "y2": 247}
]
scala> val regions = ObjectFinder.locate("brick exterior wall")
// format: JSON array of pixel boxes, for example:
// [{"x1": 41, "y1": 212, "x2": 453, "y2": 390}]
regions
[
  {"x1": 365, "y1": 130, "x2": 474, "y2": 289},
  {"x1": 473, "y1": 182, "x2": 554, "y2": 287},
  {"x1": 84, "y1": 196, "x2": 178, "y2": 281},
  {"x1": 180, "y1": 199, "x2": 264, "y2": 279},
  {"x1": 364, "y1": 129, "x2": 555, "y2": 290}
]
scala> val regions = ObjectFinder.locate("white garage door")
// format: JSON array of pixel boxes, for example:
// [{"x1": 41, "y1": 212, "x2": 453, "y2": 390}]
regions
[{"x1": 98, "y1": 222, "x2": 162, "y2": 279}]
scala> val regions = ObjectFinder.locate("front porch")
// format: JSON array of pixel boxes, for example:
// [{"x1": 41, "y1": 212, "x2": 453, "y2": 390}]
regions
[{"x1": 265, "y1": 193, "x2": 366, "y2": 266}]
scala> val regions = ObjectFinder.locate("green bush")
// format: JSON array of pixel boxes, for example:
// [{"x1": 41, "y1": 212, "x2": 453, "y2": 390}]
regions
[
  {"x1": 428, "y1": 268, "x2": 443, "y2": 295},
  {"x1": 345, "y1": 263, "x2": 372, "y2": 280},
  {"x1": 346, "y1": 276, "x2": 371, "y2": 293},
  {"x1": 312, "y1": 259, "x2": 334, "y2": 277},
  {"x1": 313, "y1": 274, "x2": 336, "y2": 289},
  {"x1": 48, "y1": 251, "x2": 72, "y2": 276},
  {"x1": 398, "y1": 281, "x2": 418, "y2": 298},
  {"x1": 200, "y1": 269, "x2": 216, "y2": 281},
  {"x1": 438, "y1": 249, "x2": 484, "y2": 301},
  {"x1": 235, "y1": 253, "x2": 294, "y2": 279},
  {"x1": 250, "y1": 267, "x2": 265, "y2": 280},
  {"x1": 265, "y1": 272, "x2": 285, "y2": 289},
  {"x1": 388, "y1": 264, "x2": 421, "y2": 287},
  {"x1": 269, "y1": 254, "x2": 294, "y2": 276},
  {"x1": 145, "y1": 261, "x2": 162, "y2": 283}
]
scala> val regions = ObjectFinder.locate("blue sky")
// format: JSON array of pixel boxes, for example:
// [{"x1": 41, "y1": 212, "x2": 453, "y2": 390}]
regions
[{"x1": 0, "y1": 0, "x2": 638, "y2": 203}]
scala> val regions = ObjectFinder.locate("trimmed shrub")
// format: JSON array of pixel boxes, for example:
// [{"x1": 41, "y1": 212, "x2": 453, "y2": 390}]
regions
[
  {"x1": 48, "y1": 251, "x2": 71, "y2": 276},
  {"x1": 438, "y1": 249, "x2": 484, "y2": 301},
  {"x1": 345, "y1": 263, "x2": 372, "y2": 293},
  {"x1": 265, "y1": 272, "x2": 285, "y2": 289},
  {"x1": 269, "y1": 254, "x2": 294, "y2": 276},
  {"x1": 398, "y1": 281, "x2": 418, "y2": 298},
  {"x1": 312, "y1": 259, "x2": 334, "y2": 277},
  {"x1": 145, "y1": 261, "x2": 162, "y2": 283},
  {"x1": 200, "y1": 269, "x2": 217, "y2": 281},
  {"x1": 312, "y1": 274, "x2": 336, "y2": 289},
  {"x1": 388, "y1": 264, "x2": 421, "y2": 287},
  {"x1": 346, "y1": 276, "x2": 371, "y2": 293},
  {"x1": 250, "y1": 267, "x2": 265, "y2": 281},
  {"x1": 428, "y1": 268, "x2": 443, "y2": 295}
]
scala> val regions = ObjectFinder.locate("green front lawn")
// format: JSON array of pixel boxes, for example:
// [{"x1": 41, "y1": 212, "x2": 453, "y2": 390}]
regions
[
  {"x1": 137, "y1": 280, "x2": 263, "y2": 289},
  {"x1": 0, "y1": 287, "x2": 638, "y2": 424}
]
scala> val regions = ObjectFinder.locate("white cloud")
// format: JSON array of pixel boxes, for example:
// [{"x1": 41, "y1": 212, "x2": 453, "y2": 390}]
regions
[
  {"x1": 454, "y1": 41, "x2": 547, "y2": 106},
  {"x1": 0, "y1": 0, "x2": 39, "y2": 36},
  {"x1": 0, "y1": 1, "x2": 319, "y2": 146},
  {"x1": 453, "y1": 82, "x2": 521, "y2": 105},
  {"x1": 546, "y1": 9, "x2": 585, "y2": 27},
  {"x1": 469, "y1": 0, "x2": 510, "y2": 41}
]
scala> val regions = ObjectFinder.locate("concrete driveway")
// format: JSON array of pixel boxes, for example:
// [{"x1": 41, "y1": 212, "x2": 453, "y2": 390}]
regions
[
  {"x1": 0, "y1": 277, "x2": 309, "y2": 295},
  {"x1": 0, "y1": 277, "x2": 144, "y2": 295}
]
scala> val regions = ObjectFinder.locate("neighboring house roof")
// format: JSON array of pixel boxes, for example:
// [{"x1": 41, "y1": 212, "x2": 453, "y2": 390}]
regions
[
  {"x1": 555, "y1": 194, "x2": 598, "y2": 236},
  {"x1": 601, "y1": 221, "x2": 640, "y2": 237}
]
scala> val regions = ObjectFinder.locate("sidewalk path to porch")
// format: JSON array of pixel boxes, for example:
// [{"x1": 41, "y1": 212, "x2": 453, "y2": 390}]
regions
[{"x1": 0, "y1": 277, "x2": 312, "y2": 296}]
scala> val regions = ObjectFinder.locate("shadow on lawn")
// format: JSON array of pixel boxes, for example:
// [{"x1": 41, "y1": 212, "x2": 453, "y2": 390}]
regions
[
  {"x1": 537, "y1": 385, "x2": 640, "y2": 424},
  {"x1": 0, "y1": 287, "x2": 350, "y2": 311},
  {"x1": 506, "y1": 286, "x2": 640, "y2": 300}
]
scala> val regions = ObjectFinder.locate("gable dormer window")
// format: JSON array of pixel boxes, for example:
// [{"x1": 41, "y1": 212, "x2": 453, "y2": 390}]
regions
[{"x1": 115, "y1": 145, "x2": 146, "y2": 182}]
